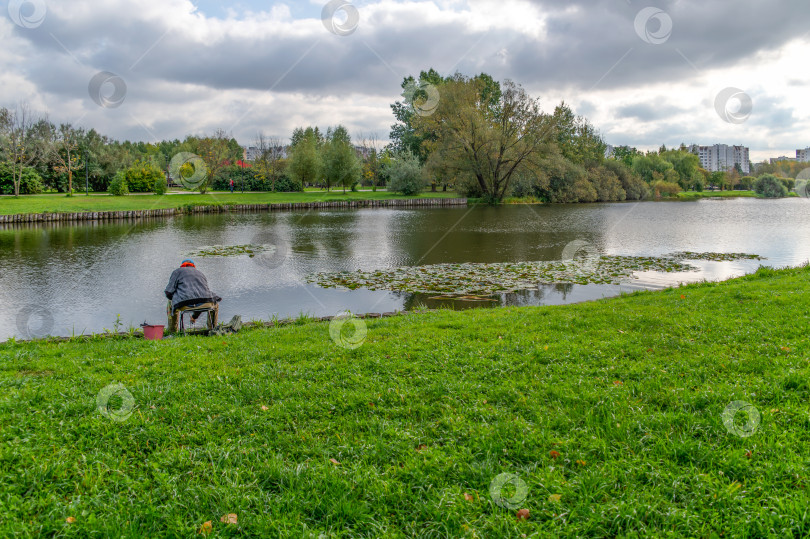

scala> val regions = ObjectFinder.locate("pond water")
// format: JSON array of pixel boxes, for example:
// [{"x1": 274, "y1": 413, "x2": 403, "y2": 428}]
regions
[{"x1": 1, "y1": 198, "x2": 809, "y2": 340}]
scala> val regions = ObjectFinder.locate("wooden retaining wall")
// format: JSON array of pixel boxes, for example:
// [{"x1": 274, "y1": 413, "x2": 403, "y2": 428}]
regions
[{"x1": 0, "y1": 197, "x2": 468, "y2": 224}]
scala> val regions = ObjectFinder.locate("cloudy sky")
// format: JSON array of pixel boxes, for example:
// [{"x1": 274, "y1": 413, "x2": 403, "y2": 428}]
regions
[{"x1": 1, "y1": 0, "x2": 808, "y2": 161}]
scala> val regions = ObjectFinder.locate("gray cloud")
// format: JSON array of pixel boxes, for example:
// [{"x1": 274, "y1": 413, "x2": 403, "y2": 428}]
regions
[{"x1": 1, "y1": 0, "x2": 807, "y2": 150}]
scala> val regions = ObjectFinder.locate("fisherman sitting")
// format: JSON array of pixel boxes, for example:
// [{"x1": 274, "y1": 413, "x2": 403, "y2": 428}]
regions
[{"x1": 164, "y1": 259, "x2": 222, "y2": 333}]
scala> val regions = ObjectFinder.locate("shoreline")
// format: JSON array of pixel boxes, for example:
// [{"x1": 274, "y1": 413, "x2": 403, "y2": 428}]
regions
[{"x1": 0, "y1": 197, "x2": 468, "y2": 223}]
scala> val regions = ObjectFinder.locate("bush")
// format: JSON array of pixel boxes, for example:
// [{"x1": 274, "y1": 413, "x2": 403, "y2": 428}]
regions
[
  {"x1": 779, "y1": 177, "x2": 795, "y2": 190},
  {"x1": 125, "y1": 161, "x2": 165, "y2": 193},
  {"x1": 387, "y1": 152, "x2": 425, "y2": 196},
  {"x1": 754, "y1": 174, "x2": 788, "y2": 198},
  {"x1": 588, "y1": 166, "x2": 626, "y2": 202},
  {"x1": 153, "y1": 173, "x2": 168, "y2": 195},
  {"x1": 107, "y1": 171, "x2": 129, "y2": 196},
  {"x1": 272, "y1": 174, "x2": 303, "y2": 192},
  {"x1": 0, "y1": 162, "x2": 44, "y2": 195},
  {"x1": 651, "y1": 180, "x2": 681, "y2": 198},
  {"x1": 739, "y1": 176, "x2": 756, "y2": 190},
  {"x1": 604, "y1": 160, "x2": 649, "y2": 200}
]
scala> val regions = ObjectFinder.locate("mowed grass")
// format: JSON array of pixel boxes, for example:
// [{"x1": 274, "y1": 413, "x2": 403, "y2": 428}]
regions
[
  {"x1": 0, "y1": 190, "x2": 461, "y2": 215},
  {"x1": 1, "y1": 266, "x2": 810, "y2": 537}
]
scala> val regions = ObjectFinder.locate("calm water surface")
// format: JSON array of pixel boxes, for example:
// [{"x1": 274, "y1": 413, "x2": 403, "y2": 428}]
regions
[{"x1": 1, "y1": 198, "x2": 809, "y2": 340}]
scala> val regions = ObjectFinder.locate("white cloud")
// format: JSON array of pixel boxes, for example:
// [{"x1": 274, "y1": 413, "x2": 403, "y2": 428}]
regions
[{"x1": 0, "y1": 0, "x2": 806, "y2": 160}]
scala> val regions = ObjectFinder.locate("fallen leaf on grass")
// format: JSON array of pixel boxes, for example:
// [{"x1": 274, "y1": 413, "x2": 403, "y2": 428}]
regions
[
  {"x1": 680, "y1": 295, "x2": 686, "y2": 299},
  {"x1": 66, "y1": 517, "x2": 76, "y2": 524},
  {"x1": 260, "y1": 405, "x2": 268, "y2": 411},
  {"x1": 516, "y1": 508, "x2": 530, "y2": 520},
  {"x1": 548, "y1": 494, "x2": 562, "y2": 503},
  {"x1": 613, "y1": 380, "x2": 623, "y2": 385},
  {"x1": 464, "y1": 492, "x2": 474, "y2": 501},
  {"x1": 549, "y1": 450, "x2": 560, "y2": 459},
  {"x1": 220, "y1": 513, "x2": 237, "y2": 524},
  {"x1": 198, "y1": 521, "x2": 212, "y2": 535},
  {"x1": 330, "y1": 458, "x2": 340, "y2": 465},
  {"x1": 416, "y1": 444, "x2": 427, "y2": 451},
  {"x1": 575, "y1": 460, "x2": 587, "y2": 466},
  {"x1": 745, "y1": 451, "x2": 752, "y2": 459}
]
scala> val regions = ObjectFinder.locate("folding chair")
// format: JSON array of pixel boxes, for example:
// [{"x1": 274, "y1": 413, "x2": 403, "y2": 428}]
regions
[{"x1": 176, "y1": 302, "x2": 219, "y2": 335}]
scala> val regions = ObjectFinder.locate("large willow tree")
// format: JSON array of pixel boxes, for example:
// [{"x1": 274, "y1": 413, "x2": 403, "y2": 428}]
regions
[{"x1": 413, "y1": 76, "x2": 553, "y2": 201}]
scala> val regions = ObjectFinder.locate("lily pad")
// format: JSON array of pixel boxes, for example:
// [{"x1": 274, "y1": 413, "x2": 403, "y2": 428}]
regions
[{"x1": 306, "y1": 252, "x2": 764, "y2": 296}]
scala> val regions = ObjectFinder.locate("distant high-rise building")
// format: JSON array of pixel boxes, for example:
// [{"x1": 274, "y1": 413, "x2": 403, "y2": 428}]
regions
[
  {"x1": 604, "y1": 144, "x2": 615, "y2": 158},
  {"x1": 243, "y1": 146, "x2": 261, "y2": 161},
  {"x1": 689, "y1": 144, "x2": 750, "y2": 174},
  {"x1": 770, "y1": 156, "x2": 796, "y2": 164},
  {"x1": 796, "y1": 147, "x2": 810, "y2": 162}
]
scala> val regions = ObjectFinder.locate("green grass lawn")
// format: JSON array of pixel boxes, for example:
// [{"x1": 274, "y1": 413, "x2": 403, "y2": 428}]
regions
[
  {"x1": 677, "y1": 190, "x2": 757, "y2": 200},
  {"x1": 0, "y1": 190, "x2": 462, "y2": 215},
  {"x1": 2, "y1": 266, "x2": 810, "y2": 536}
]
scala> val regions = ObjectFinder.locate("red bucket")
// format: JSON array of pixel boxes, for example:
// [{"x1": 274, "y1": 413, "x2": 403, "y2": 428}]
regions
[{"x1": 142, "y1": 325, "x2": 164, "y2": 340}]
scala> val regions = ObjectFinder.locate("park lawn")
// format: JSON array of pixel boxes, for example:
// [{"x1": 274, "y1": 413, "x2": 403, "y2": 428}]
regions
[
  {"x1": 1, "y1": 265, "x2": 810, "y2": 536},
  {"x1": 0, "y1": 190, "x2": 462, "y2": 215},
  {"x1": 678, "y1": 191, "x2": 757, "y2": 200}
]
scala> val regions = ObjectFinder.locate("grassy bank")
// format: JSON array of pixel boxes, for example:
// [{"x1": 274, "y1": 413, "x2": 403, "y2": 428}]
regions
[
  {"x1": 0, "y1": 191, "x2": 461, "y2": 216},
  {"x1": 2, "y1": 266, "x2": 810, "y2": 536},
  {"x1": 678, "y1": 190, "x2": 757, "y2": 200}
]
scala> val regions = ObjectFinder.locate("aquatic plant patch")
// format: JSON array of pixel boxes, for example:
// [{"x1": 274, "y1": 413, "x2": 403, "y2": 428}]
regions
[
  {"x1": 185, "y1": 244, "x2": 272, "y2": 258},
  {"x1": 307, "y1": 252, "x2": 764, "y2": 295}
]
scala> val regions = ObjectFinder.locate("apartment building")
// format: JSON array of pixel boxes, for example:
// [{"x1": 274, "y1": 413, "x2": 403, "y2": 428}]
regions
[{"x1": 689, "y1": 144, "x2": 750, "y2": 173}]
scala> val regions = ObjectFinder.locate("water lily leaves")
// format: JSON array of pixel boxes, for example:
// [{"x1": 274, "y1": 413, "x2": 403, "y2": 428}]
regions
[{"x1": 306, "y1": 252, "x2": 762, "y2": 296}]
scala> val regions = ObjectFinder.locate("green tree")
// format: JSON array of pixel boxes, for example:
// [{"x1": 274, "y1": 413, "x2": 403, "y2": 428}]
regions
[
  {"x1": 323, "y1": 125, "x2": 362, "y2": 194},
  {"x1": 603, "y1": 159, "x2": 649, "y2": 200},
  {"x1": 52, "y1": 124, "x2": 83, "y2": 196},
  {"x1": 389, "y1": 69, "x2": 501, "y2": 163},
  {"x1": 387, "y1": 151, "x2": 425, "y2": 195},
  {"x1": 632, "y1": 153, "x2": 673, "y2": 184},
  {"x1": 195, "y1": 130, "x2": 238, "y2": 194},
  {"x1": 754, "y1": 174, "x2": 788, "y2": 198},
  {"x1": 661, "y1": 149, "x2": 701, "y2": 190},
  {"x1": 551, "y1": 102, "x2": 606, "y2": 166},
  {"x1": 0, "y1": 103, "x2": 41, "y2": 197},
  {"x1": 288, "y1": 127, "x2": 323, "y2": 189},
  {"x1": 610, "y1": 145, "x2": 642, "y2": 167},
  {"x1": 588, "y1": 165, "x2": 626, "y2": 201},
  {"x1": 413, "y1": 76, "x2": 552, "y2": 202}
]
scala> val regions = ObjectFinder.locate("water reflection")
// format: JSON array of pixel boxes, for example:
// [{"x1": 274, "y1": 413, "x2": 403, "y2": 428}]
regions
[{"x1": 1, "y1": 198, "x2": 809, "y2": 340}]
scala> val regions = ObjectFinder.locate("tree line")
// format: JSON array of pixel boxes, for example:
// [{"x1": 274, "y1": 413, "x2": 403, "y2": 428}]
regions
[
  {"x1": 389, "y1": 69, "x2": 804, "y2": 201},
  {"x1": 4, "y1": 71, "x2": 803, "y2": 200},
  {"x1": 0, "y1": 105, "x2": 390, "y2": 197}
]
